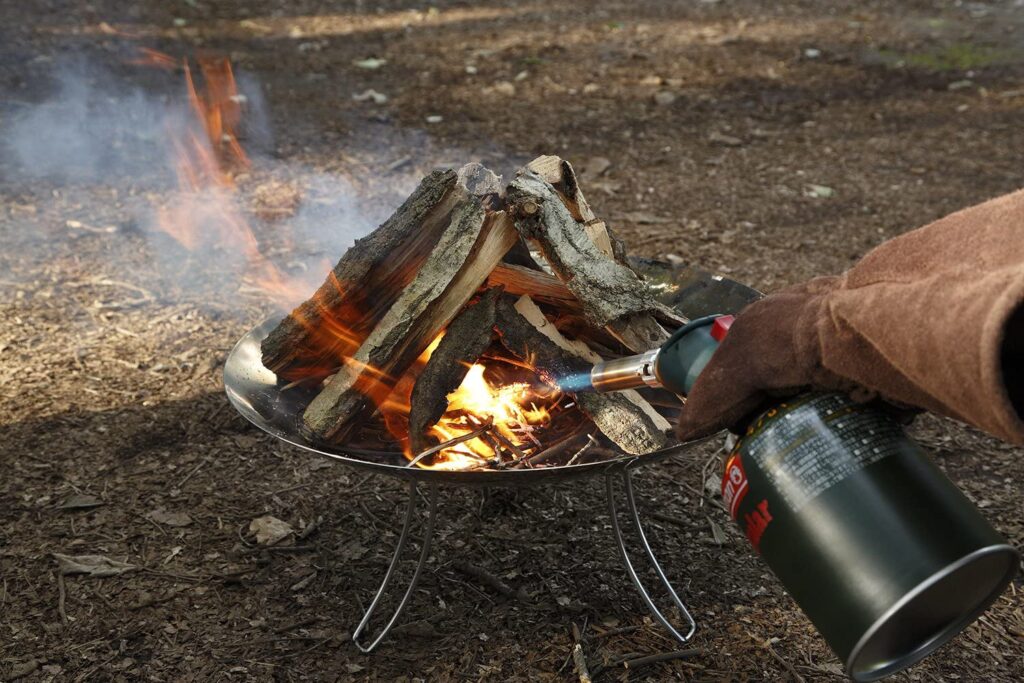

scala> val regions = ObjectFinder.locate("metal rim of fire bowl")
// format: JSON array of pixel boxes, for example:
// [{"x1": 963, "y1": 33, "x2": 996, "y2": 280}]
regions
[{"x1": 224, "y1": 314, "x2": 709, "y2": 487}]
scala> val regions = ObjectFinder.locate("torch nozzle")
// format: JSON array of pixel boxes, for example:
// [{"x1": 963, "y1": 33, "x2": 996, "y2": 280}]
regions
[{"x1": 585, "y1": 348, "x2": 662, "y2": 393}]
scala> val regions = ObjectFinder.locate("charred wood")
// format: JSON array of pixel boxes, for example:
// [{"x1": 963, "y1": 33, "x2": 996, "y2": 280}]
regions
[
  {"x1": 408, "y1": 287, "x2": 502, "y2": 455},
  {"x1": 261, "y1": 169, "x2": 464, "y2": 379},
  {"x1": 303, "y1": 204, "x2": 518, "y2": 442}
]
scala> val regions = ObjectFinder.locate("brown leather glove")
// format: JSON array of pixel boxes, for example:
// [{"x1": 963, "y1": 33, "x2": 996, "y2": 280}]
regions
[{"x1": 677, "y1": 189, "x2": 1024, "y2": 445}]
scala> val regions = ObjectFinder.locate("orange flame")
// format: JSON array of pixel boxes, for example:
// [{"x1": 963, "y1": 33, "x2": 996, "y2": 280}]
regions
[
  {"x1": 136, "y1": 51, "x2": 562, "y2": 469},
  {"x1": 142, "y1": 53, "x2": 310, "y2": 309},
  {"x1": 380, "y1": 338, "x2": 559, "y2": 470}
]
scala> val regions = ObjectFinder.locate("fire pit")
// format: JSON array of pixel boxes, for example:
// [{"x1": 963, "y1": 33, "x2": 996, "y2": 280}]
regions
[
  {"x1": 225, "y1": 258, "x2": 758, "y2": 652},
  {"x1": 221, "y1": 148, "x2": 762, "y2": 652}
]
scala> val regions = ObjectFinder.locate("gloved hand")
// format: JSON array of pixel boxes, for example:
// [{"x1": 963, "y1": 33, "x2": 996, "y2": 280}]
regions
[{"x1": 677, "y1": 189, "x2": 1024, "y2": 445}]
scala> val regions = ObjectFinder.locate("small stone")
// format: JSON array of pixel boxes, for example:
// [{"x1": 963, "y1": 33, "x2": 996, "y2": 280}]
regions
[
  {"x1": 514, "y1": 70, "x2": 529, "y2": 81},
  {"x1": 653, "y1": 90, "x2": 677, "y2": 106},
  {"x1": 492, "y1": 81, "x2": 516, "y2": 96},
  {"x1": 804, "y1": 47, "x2": 822, "y2": 59},
  {"x1": 465, "y1": 64, "x2": 478, "y2": 74},
  {"x1": 582, "y1": 83, "x2": 599, "y2": 94},
  {"x1": 425, "y1": 115, "x2": 443, "y2": 124}
]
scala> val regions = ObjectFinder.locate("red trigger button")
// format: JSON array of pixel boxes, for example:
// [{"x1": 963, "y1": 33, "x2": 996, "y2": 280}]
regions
[{"x1": 710, "y1": 315, "x2": 735, "y2": 342}]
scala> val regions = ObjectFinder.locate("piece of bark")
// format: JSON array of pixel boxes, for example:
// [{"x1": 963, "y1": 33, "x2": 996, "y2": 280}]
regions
[
  {"x1": 304, "y1": 207, "x2": 518, "y2": 442},
  {"x1": 457, "y1": 162, "x2": 503, "y2": 201},
  {"x1": 408, "y1": 287, "x2": 502, "y2": 454},
  {"x1": 261, "y1": 169, "x2": 464, "y2": 378},
  {"x1": 494, "y1": 295, "x2": 669, "y2": 455},
  {"x1": 507, "y1": 171, "x2": 672, "y2": 352},
  {"x1": 526, "y1": 155, "x2": 629, "y2": 263}
]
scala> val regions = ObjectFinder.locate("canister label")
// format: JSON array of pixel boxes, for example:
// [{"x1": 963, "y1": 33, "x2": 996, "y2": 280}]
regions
[{"x1": 735, "y1": 394, "x2": 905, "y2": 513}]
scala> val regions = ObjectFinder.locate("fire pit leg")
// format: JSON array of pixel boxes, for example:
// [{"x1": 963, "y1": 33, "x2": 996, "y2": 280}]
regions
[
  {"x1": 606, "y1": 469, "x2": 697, "y2": 643},
  {"x1": 352, "y1": 481, "x2": 439, "y2": 653}
]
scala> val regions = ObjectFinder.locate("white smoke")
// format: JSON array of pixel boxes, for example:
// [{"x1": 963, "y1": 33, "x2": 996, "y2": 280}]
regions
[{"x1": 0, "y1": 59, "x2": 381, "y2": 310}]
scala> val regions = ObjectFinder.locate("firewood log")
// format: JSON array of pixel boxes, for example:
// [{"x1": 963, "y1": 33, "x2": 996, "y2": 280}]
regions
[
  {"x1": 507, "y1": 171, "x2": 675, "y2": 353},
  {"x1": 494, "y1": 295, "x2": 669, "y2": 455},
  {"x1": 486, "y1": 263, "x2": 580, "y2": 313},
  {"x1": 525, "y1": 155, "x2": 629, "y2": 263},
  {"x1": 261, "y1": 169, "x2": 465, "y2": 379},
  {"x1": 303, "y1": 203, "x2": 518, "y2": 442},
  {"x1": 407, "y1": 287, "x2": 502, "y2": 455}
]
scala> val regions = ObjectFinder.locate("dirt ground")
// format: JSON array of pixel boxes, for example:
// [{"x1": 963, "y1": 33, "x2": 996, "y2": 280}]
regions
[{"x1": 1, "y1": 0, "x2": 1023, "y2": 681}]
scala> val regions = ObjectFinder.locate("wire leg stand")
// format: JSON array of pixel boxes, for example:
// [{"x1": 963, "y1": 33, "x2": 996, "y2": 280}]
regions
[
  {"x1": 606, "y1": 469, "x2": 697, "y2": 644},
  {"x1": 352, "y1": 481, "x2": 439, "y2": 653}
]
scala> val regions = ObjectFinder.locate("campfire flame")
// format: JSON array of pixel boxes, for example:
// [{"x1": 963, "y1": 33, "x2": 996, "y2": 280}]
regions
[
  {"x1": 426, "y1": 364, "x2": 553, "y2": 467},
  {"x1": 379, "y1": 338, "x2": 560, "y2": 470},
  {"x1": 139, "y1": 50, "x2": 562, "y2": 469},
  {"x1": 142, "y1": 50, "x2": 309, "y2": 309}
]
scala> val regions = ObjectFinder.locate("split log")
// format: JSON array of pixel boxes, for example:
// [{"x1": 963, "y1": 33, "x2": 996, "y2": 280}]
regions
[
  {"x1": 408, "y1": 287, "x2": 502, "y2": 455},
  {"x1": 494, "y1": 295, "x2": 669, "y2": 455},
  {"x1": 303, "y1": 205, "x2": 518, "y2": 442},
  {"x1": 507, "y1": 171, "x2": 675, "y2": 352},
  {"x1": 261, "y1": 169, "x2": 464, "y2": 379},
  {"x1": 487, "y1": 263, "x2": 581, "y2": 313},
  {"x1": 526, "y1": 155, "x2": 629, "y2": 263}
]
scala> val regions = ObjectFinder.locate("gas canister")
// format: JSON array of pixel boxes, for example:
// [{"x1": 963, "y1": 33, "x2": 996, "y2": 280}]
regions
[{"x1": 724, "y1": 393, "x2": 1018, "y2": 681}]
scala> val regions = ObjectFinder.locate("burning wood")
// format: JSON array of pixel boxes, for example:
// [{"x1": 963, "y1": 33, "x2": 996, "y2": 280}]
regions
[
  {"x1": 408, "y1": 288, "x2": 502, "y2": 455},
  {"x1": 493, "y1": 295, "x2": 670, "y2": 455},
  {"x1": 261, "y1": 156, "x2": 681, "y2": 469}
]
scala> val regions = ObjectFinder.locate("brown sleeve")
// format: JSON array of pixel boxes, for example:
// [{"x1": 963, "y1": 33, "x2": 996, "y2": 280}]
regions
[{"x1": 815, "y1": 188, "x2": 1024, "y2": 442}]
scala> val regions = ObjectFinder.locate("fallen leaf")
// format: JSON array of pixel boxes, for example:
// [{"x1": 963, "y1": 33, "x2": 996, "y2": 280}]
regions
[
  {"x1": 708, "y1": 517, "x2": 728, "y2": 545},
  {"x1": 616, "y1": 211, "x2": 672, "y2": 225},
  {"x1": 162, "y1": 546, "x2": 183, "y2": 565},
  {"x1": 250, "y1": 515, "x2": 294, "y2": 545},
  {"x1": 708, "y1": 131, "x2": 744, "y2": 147},
  {"x1": 339, "y1": 540, "x2": 368, "y2": 561},
  {"x1": 57, "y1": 494, "x2": 104, "y2": 511},
  {"x1": 804, "y1": 184, "x2": 835, "y2": 198},
  {"x1": 580, "y1": 156, "x2": 612, "y2": 177},
  {"x1": 291, "y1": 571, "x2": 317, "y2": 591},
  {"x1": 352, "y1": 89, "x2": 388, "y2": 104},
  {"x1": 148, "y1": 508, "x2": 193, "y2": 527},
  {"x1": 53, "y1": 553, "x2": 135, "y2": 577},
  {"x1": 352, "y1": 58, "x2": 386, "y2": 69}
]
